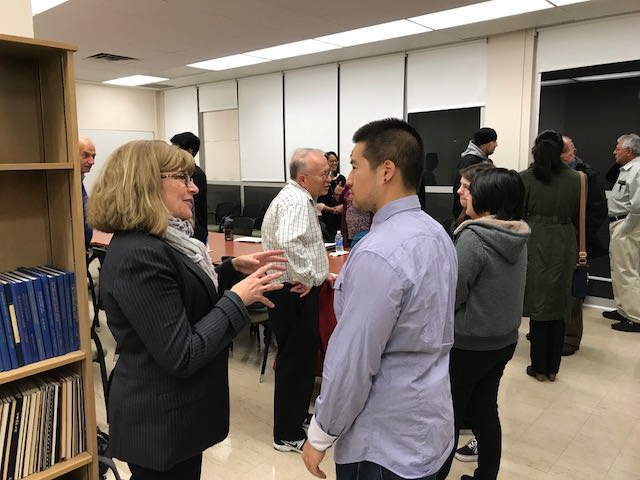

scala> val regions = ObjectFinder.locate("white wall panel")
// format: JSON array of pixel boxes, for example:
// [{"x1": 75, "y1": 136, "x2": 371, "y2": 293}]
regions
[
  {"x1": 284, "y1": 64, "x2": 338, "y2": 179},
  {"x1": 407, "y1": 40, "x2": 487, "y2": 113},
  {"x1": 238, "y1": 73, "x2": 285, "y2": 182},
  {"x1": 339, "y1": 55, "x2": 405, "y2": 175},
  {"x1": 199, "y1": 80, "x2": 238, "y2": 112}
]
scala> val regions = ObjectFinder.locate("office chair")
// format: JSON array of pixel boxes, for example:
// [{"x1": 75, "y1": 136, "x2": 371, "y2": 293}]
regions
[
  {"x1": 231, "y1": 216, "x2": 255, "y2": 236},
  {"x1": 246, "y1": 303, "x2": 273, "y2": 382},
  {"x1": 242, "y1": 203, "x2": 265, "y2": 229},
  {"x1": 215, "y1": 202, "x2": 241, "y2": 231}
]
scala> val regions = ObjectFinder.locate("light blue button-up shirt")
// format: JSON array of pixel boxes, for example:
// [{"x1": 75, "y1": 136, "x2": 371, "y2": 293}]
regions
[{"x1": 308, "y1": 195, "x2": 457, "y2": 478}]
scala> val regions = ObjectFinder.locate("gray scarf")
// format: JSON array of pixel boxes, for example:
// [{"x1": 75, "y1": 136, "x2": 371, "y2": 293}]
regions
[{"x1": 164, "y1": 217, "x2": 219, "y2": 290}]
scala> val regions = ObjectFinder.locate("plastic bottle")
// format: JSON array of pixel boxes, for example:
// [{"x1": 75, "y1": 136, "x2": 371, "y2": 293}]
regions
[{"x1": 335, "y1": 230, "x2": 344, "y2": 253}]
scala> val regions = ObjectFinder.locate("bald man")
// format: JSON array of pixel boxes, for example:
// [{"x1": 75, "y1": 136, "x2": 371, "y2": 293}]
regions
[{"x1": 79, "y1": 136, "x2": 96, "y2": 250}]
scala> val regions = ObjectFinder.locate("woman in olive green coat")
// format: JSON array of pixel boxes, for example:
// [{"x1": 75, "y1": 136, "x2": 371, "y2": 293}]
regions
[{"x1": 520, "y1": 130, "x2": 580, "y2": 381}]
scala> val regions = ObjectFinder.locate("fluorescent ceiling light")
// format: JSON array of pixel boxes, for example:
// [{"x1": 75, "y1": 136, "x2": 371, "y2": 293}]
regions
[
  {"x1": 316, "y1": 20, "x2": 430, "y2": 48},
  {"x1": 410, "y1": 0, "x2": 552, "y2": 30},
  {"x1": 103, "y1": 75, "x2": 169, "y2": 86},
  {"x1": 246, "y1": 39, "x2": 341, "y2": 60},
  {"x1": 31, "y1": 0, "x2": 68, "y2": 15},
  {"x1": 188, "y1": 54, "x2": 269, "y2": 71},
  {"x1": 573, "y1": 71, "x2": 640, "y2": 82},
  {"x1": 546, "y1": 0, "x2": 591, "y2": 5}
]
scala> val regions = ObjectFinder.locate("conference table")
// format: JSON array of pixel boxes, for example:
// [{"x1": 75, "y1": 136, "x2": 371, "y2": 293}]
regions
[{"x1": 91, "y1": 230, "x2": 346, "y2": 370}]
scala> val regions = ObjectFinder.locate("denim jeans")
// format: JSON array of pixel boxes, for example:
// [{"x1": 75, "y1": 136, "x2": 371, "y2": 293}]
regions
[{"x1": 336, "y1": 461, "x2": 439, "y2": 480}]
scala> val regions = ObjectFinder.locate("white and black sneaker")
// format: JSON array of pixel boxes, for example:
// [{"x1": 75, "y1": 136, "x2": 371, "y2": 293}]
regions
[
  {"x1": 273, "y1": 438, "x2": 306, "y2": 453},
  {"x1": 455, "y1": 437, "x2": 478, "y2": 462}
]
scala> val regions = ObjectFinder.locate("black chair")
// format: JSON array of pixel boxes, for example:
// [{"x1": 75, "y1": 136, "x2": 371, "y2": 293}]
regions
[
  {"x1": 242, "y1": 203, "x2": 265, "y2": 229},
  {"x1": 231, "y1": 216, "x2": 255, "y2": 236},
  {"x1": 246, "y1": 304, "x2": 273, "y2": 383},
  {"x1": 87, "y1": 247, "x2": 109, "y2": 412},
  {"x1": 215, "y1": 202, "x2": 241, "y2": 229}
]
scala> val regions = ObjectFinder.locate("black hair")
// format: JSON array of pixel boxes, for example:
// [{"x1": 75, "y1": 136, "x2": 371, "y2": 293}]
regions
[
  {"x1": 324, "y1": 151, "x2": 340, "y2": 174},
  {"x1": 352, "y1": 118, "x2": 424, "y2": 190},
  {"x1": 531, "y1": 129, "x2": 564, "y2": 183},
  {"x1": 470, "y1": 168, "x2": 525, "y2": 221},
  {"x1": 170, "y1": 131, "x2": 200, "y2": 156}
]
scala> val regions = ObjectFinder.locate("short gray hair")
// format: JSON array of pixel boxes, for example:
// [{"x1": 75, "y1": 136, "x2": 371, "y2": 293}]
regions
[
  {"x1": 289, "y1": 148, "x2": 325, "y2": 179},
  {"x1": 618, "y1": 133, "x2": 640, "y2": 156}
]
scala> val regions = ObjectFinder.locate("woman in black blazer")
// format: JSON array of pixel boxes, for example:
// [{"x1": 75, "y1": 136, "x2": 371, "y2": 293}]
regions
[{"x1": 87, "y1": 140, "x2": 285, "y2": 480}]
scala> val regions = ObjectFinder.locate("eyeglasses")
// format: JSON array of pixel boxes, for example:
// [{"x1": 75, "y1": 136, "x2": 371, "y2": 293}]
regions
[
  {"x1": 305, "y1": 170, "x2": 332, "y2": 181},
  {"x1": 160, "y1": 172, "x2": 192, "y2": 186}
]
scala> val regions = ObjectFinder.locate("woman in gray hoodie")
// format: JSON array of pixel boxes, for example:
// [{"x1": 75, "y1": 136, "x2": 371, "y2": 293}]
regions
[{"x1": 440, "y1": 168, "x2": 530, "y2": 480}]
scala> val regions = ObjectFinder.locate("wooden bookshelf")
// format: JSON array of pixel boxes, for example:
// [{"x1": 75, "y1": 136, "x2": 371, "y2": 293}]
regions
[{"x1": 0, "y1": 34, "x2": 97, "y2": 480}]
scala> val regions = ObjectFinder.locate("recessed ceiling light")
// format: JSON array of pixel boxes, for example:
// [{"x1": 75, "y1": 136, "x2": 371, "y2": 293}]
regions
[
  {"x1": 316, "y1": 20, "x2": 431, "y2": 48},
  {"x1": 188, "y1": 55, "x2": 270, "y2": 71},
  {"x1": 245, "y1": 39, "x2": 341, "y2": 60},
  {"x1": 31, "y1": 0, "x2": 68, "y2": 15},
  {"x1": 410, "y1": 0, "x2": 553, "y2": 30},
  {"x1": 103, "y1": 75, "x2": 169, "y2": 86}
]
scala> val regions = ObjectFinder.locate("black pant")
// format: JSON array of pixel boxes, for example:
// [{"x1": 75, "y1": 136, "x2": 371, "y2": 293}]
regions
[
  {"x1": 438, "y1": 344, "x2": 516, "y2": 480},
  {"x1": 267, "y1": 284, "x2": 320, "y2": 440},
  {"x1": 529, "y1": 319, "x2": 564, "y2": 374},
  {"x1": 128, "y1": 454, "x2": 202, "y2": 480}
]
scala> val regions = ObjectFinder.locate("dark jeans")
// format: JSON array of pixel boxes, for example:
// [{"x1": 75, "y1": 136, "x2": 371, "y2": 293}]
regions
[
  {"x1": 438, "y1": 343, "x2": 517, "y2": 480},
  {"x1": 267, "y1": 284, "x2": 320, "y2": 440},
  {"x1": 128, "y1": 454, "x2": 202, "y2": 480},
  {"x1": 337, "y1": 461, "x2": 439, "y2": 480},
  {"x1": 530, "y1": 319, "x2": 564, "y2": 374}
]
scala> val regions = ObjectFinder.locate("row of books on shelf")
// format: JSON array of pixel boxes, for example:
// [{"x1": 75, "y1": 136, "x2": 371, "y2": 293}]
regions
[
  {"x1": 0, "y1": 370, "x2": 85, "y2": 480},
  {"x1": 0, "y1": 267, "x2": 79, "y2": 372}
]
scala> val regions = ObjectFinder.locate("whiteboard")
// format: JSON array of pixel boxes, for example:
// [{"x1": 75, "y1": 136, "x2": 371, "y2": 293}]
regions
[{"x1": 80, "y1": 129, "x2": 155, "y2": 194}]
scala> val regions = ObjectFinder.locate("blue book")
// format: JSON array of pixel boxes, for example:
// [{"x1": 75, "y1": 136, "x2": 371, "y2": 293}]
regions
[
  {"x1": 36, "y1": 266, "x2": 72, "y2": 353},
  {"x1": 0, "y1": 280, "x2": 18, "y2": 369},
  {"x1": 3, "y1": 271, "x2": 47, "y2": 362},
  {"x1": 19, "y1": 267, "x2": 63, "y2": 357},
  {"x1": 14, "y1": 269, "x2": 56, "y2": 359},
  {"x1": 0, "y1": 283, "x2": 12, "y2": 371},
  {"x1": 0, "y1": 274, "x2": 32, "y2": 365}
]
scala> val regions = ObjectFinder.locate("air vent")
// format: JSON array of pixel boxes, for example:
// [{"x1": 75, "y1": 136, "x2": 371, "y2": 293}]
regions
[{"x1": 85, "y1": 53, "x2": 139, "y2": 62}]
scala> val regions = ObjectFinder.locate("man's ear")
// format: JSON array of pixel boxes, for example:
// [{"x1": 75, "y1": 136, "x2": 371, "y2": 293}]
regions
[{"x1": 381, "y1": 160, "x2": 396, "y2": 183}]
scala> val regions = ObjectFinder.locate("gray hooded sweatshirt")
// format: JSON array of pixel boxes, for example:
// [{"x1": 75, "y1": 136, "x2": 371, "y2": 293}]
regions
[{"x1": 453, "y1": 216, "x2": 530, "y2": 351}]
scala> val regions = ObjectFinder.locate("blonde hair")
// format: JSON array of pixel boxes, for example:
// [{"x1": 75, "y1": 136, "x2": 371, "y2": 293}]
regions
[{"x1": 87, "y1": 140, "x2": 194, "y2": 236}]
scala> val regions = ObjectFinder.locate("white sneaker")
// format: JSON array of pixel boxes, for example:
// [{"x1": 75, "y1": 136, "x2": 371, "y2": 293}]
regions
[{"x1": 273, "y1": 438, "x2": 306, "y2": 453}]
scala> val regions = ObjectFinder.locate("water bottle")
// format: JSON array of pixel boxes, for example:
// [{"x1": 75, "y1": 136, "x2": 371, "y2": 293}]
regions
[
  {"x1": 223, "y1": 218, "x2": 234, "y2": 241},
  {"x1": 335, "y1": 230, "x2": 344, "y2": 253}
]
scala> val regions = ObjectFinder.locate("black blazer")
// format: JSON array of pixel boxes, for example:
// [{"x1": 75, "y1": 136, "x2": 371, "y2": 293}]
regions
[{"x1": 100, "y1": 231, "x2": 248, "y2": 470}]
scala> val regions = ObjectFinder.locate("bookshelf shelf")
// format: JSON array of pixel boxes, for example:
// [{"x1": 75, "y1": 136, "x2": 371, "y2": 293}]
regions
[
  {"x1": 0, "y1": 163, "x2": 74, "y2": 171},
  {"x1": 0, "y1": 34, "x2": 97, "y2": 480},
  {"x1": 23, "y1": 453, "x2": 92, "y2": 480},
  {"x1": 0, "y1": 351, "x2": 87, "y2": 385}
]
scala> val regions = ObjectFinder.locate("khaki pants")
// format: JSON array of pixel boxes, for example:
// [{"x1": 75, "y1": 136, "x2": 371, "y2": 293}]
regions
[{"x1": 609, "y1": 220, "x2": 640, "y2": 322}]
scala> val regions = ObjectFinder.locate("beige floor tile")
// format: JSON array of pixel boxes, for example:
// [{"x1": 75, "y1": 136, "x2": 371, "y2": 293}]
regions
[{"x1": 91, "y1": 300, "x2": 640, "y2": 480}]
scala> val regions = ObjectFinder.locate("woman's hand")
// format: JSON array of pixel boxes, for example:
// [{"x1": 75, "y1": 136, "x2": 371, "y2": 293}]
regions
[
  {"x1": 231, "y1": 249, "x2": 287, "y2": 275},
  {"x1": 230, "y1": 263, "x2": 285, "y2": 307}
]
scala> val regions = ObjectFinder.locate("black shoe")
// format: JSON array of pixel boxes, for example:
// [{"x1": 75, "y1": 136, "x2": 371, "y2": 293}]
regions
[
  {"x1": 525, "y1": 332, "x2": 530, "y2": 341},
  {"x1": 612, "y1": 319, "x2": 640, "y2": 332},
  {"x1": 273, "y1": 438, "x2": 306, "y2": 453},
  {"x1": 461, "y1": 476, "x2": 474, "y2": 480},
  {"x1": 561, "y1": 344, "x2": 579, "y2": 356},
  {"x1": 526, "y1": 365, "x2": 545, "y2": 382},
  {"x1": 455, "y1": 437, "x2": 478, "y2": 462},
  {"x1": 603, "y1": 309, "x2": 626, "y2": 321}
]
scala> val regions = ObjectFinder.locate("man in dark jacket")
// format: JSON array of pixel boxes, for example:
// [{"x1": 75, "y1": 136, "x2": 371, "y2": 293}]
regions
[
  {"x1": 560, "y1": 136, "x2": 608, "y2": 355},
  {"x1": 452, "y1": 127, "x2": 497, "y2": 217},
  {"x1": 170, "y1": 132, "x2": 209, "y2": 244}
]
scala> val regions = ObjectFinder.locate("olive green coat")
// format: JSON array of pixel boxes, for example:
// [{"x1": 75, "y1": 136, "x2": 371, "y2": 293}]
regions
[{"x1": 520, "y1": 165, "x2": 580, "y2": 322}]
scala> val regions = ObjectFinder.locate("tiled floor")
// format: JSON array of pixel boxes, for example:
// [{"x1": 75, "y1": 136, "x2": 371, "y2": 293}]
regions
[{"x1": 91, "y1": 303, "x2": 640, "y2": 480}]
